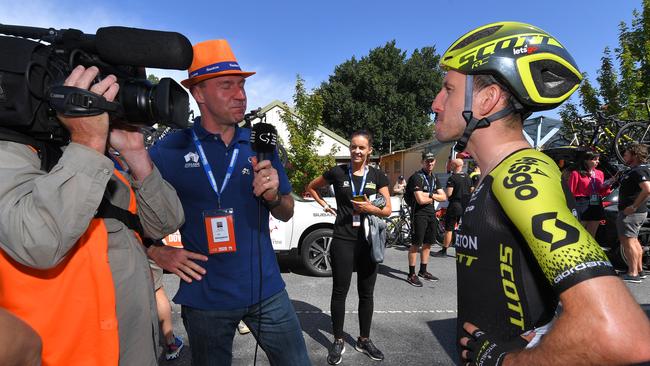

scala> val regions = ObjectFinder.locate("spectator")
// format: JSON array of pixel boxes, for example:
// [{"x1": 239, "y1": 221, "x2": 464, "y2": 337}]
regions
[
  {"x1": 616, "y1": 143, "x2": 650, "y2": 283},
  {"x1": 567, "y1": 151, "x2": 614, "y2": 238},
  {"x1": 393, "y1": 175, "x2": 406, "y2": 196},
  {"x1": 469, "y1": 164, "x2": 481, "y2": 191},
  {"x1": 405, "y1": 152, "x2": 447, "y2": 285},
  {"x1": 306, "y1": 130, "x2": 392, "y2": 365},
  {"x1": 433, "y1": 158, "x2": 472, "y2": 257},
  {"x1": 150, "y1": 258, "x2": 185, "y2": 360}
]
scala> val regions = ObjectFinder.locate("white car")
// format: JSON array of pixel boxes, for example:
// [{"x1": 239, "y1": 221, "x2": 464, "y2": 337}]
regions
[
  {"x1": 270, "y1": 193, "x2": 401, "y2": 277},
  {"x1": 163, "y1": 193, "x2": 400, "y2": 277}
]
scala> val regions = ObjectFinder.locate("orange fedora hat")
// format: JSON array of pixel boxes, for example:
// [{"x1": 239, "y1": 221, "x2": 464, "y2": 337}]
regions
[{"x1": 181, "y1": 39, "x2": 255, "y2": 88}]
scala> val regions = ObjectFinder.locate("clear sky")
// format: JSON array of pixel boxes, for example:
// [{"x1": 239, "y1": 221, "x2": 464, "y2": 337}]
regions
[{"x1": 0, "y1": 0, "x2": 642, "y2": 120}]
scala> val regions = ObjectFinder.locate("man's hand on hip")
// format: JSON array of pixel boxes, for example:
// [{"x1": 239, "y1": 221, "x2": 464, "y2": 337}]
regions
[{"x1": 147, "y1": 245, "x2": 208, "y2": 283}]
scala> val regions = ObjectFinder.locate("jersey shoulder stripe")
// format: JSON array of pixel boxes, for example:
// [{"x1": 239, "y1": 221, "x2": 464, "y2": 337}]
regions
[{"x1": 489, "y1": 149, "x2": 613, "y2": 293}]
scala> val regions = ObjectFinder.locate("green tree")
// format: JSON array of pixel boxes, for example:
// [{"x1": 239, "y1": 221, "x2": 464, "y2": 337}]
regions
[
  {"x1": 319, "y1": 41, "x2": 443, "y2": 155},
  {"x1": 596, "y1": 47, "x2": 621, "y2": 115},
  {"x1": 579, "y1": 75, "x2": 601, "y2": 115},
  {"x1": 559, "y1": 0, "x2": 650, "y2": 154},
  {"x1": 281, "y1": 76, "x2": 337, "y2": 194},
  {"x1": 147, "y1": 74, "x2": 160, "y2": 84}
]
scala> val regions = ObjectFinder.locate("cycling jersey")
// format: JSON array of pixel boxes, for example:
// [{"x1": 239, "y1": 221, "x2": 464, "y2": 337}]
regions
[
  {"x1": 455, "y1": 149, "x2": 615, "y2": 352},
  {"x1": 407, "y1": 169, "x2": 439, "y2": 217}
]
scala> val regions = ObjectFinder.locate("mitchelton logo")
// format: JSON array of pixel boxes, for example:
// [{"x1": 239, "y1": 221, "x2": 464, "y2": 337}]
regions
[{"x1": 531, "y1": 212, "x2": 579, "y2": 251}]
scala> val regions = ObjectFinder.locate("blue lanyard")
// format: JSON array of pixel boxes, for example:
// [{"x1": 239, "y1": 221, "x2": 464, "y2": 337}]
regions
[
  {"x1": 348, "y1": 165, "x2": 369, "y2": 197},
  {"x1": 421, "y1": 170, "x2": 433, "y2": 194},
  {"x1": 191, "y1": 130, "x2": 239, "y2": 208},
  {"x1": 590, "y1": 172, "x2": 597, "y2": 195}
]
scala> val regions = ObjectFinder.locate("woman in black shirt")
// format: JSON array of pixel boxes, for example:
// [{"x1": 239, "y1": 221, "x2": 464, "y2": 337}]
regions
[{"x1": 306, "y1": 130, "x2": 391, "y2": 365}]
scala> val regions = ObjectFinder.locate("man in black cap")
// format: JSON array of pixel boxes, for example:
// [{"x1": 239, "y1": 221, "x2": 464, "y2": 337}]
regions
[{"x1": 405, "y1": 152, "x2": 446, "y2": 286}]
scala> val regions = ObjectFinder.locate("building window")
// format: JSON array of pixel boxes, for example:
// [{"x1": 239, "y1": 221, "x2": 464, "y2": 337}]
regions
[{"x1": 394, "y1": 160, "x2": 401, "y2": 174}]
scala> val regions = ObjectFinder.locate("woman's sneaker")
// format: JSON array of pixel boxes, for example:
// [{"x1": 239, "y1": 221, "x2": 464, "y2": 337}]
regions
[
  {"x1": 165, "y1": 335, "x2": 184, "y2": 360},
  {"x1": 355, "y1": 337, "x2": 384, "y2": 361},
  {"x1": 327, "y1": 339, "x2": 345, "y2": 365}
]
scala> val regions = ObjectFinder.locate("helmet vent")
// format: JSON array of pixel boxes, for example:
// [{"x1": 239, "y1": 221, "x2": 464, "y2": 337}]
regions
[
  {"x1": 450, "y1": 25, "x2": 503, "y2": 51},
  {"x1": 530, "y1": 60, "x2": 581, "y2": 98}
]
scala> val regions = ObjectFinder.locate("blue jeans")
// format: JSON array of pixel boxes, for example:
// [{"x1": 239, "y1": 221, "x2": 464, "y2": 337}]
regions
[{"x1": 181, "y1": 289, "x2": 311, "y2": 366}]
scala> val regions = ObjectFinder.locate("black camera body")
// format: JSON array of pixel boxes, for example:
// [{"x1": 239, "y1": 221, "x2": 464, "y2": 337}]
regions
[{"x1": 0, "y1": 24, "x2": 193, "y2": 145}]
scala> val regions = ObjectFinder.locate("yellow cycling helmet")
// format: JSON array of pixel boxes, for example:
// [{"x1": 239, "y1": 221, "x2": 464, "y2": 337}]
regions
[
  {"x1": 441, "y1": 21, "x2": 582, "y2": 111},
  {"x1": 440, "y1": 21, "x2": 582, "y2": 151}
]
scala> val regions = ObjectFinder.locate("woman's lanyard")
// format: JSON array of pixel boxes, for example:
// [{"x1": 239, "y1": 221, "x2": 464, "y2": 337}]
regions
[
  {"x1": 348, "y1": 165, "x2": 369, "y2": 197},
  {"x1": 191, "y1": 130, "x2": 239, "y2": 208},
  {"x1": 590, "y1": 171, "x2": 597, "y2": 195}
]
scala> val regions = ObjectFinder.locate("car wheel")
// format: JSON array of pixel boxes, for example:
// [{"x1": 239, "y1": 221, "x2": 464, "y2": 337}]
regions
[{"x1": 301, "y1": 228, "x2": 334, "y2": 277}]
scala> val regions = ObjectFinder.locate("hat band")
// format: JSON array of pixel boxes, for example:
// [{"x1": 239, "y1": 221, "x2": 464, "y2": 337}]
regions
[{"x1": 189, "y1": 61, "x2": 243, "y2": 78}]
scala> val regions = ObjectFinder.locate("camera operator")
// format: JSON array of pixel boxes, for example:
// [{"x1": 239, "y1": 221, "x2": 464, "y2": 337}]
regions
[{"x1": 0, "y1": 65, "x2": 184, "y2": 365}]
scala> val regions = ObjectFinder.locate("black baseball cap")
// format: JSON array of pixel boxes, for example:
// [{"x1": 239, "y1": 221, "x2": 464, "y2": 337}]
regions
[{"x1": 422, "y1": 152, "x2": 435, "y2": 160}]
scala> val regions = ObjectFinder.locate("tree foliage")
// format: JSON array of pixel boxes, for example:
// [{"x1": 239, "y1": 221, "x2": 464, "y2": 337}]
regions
[
  {"x1": 281, "y1": 76, "x2": 337, "y2": 194},
  {"x1": 559, "y1": 0, "x2": 650, "y2": 153},
  {"x1": 319, "y1": 41, "x2": 443, "y2": 155}
]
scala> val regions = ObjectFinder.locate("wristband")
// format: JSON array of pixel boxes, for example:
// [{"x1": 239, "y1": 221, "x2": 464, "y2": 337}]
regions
[{"x1": 323, "y1": 204, "x2": 330, "y2": 212}]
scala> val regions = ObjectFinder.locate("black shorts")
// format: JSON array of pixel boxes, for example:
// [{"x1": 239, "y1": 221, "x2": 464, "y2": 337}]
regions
[
  {"x1": 575, "y1": 197, "x2": 605, "y2": 221},
  {"x1": 444, "y1": 202, "x2": 464, "y2": 231},
  {"x1": 412, "y1": 215, "x2": 438, "y2": 246}
]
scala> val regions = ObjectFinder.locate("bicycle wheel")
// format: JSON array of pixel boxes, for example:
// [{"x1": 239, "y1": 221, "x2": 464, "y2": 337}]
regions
[
  {"x1": 385, "y1": 217, "x2": 399, "y2": 247},
  {"x1": 614, "y1": 122, "x2": 650, "y2": 163},
  {"x1": 396, "y1": 220, "x2": 411, "y2": 247}
]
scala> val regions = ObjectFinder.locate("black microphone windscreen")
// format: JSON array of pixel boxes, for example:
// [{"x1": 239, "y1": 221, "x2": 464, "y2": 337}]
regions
[
  {"x1": 95, "y1": 27, "x2": 193, "y2": 70},
  {"x1": 250, "y1": 123, "x2": 278, "y2": 155}
]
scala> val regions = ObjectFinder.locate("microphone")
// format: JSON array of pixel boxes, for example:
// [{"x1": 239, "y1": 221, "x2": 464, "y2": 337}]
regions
[
  {"x1": 250, "y1": 122, "x2": 278, "y2": 162},
  {"x1": 95, "y1": 26, "x2": 193, "y2": 70}
]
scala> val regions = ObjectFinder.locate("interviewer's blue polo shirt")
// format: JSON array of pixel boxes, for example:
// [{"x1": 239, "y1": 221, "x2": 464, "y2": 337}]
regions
[{"x1": 149, "y1": 119, "x2": 291, "y2": 310}]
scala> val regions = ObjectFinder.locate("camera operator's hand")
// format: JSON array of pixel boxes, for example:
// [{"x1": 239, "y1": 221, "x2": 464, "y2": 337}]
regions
[
  {"x1": 109, "y1": 127, "x2": 153, "y2": 181},
  {"x1": 58, "y1": 66, "x2": 119, "y2": 154}
]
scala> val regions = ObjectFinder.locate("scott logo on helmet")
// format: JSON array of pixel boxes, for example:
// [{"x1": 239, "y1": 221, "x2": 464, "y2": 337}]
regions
[
  {"x1": 458, "y1": 34, "x2": 561, "y2": 69},
  {"x1": 502, "y1": 157, "x2": 549, "y2": 200}
]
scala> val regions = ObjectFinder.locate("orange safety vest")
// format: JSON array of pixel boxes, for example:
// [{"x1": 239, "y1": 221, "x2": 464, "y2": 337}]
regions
[{"x1": 0, "y1": 169, "x2": 139, "y2": 366}]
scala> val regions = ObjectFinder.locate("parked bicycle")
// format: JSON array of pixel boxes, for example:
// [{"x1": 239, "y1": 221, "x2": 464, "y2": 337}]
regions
[
  {"x1": 385, "y1": 199, "x2": 445, "y2": 248},
  {"x1": 385, "y1": 199, "x2": 411, "y2": 248},
  {"x1": 614, "y1": 101, "x2": 650, "y2": 162},
  {"x1": 562, "y1": 102, "x2": 650, "y2": 165}
]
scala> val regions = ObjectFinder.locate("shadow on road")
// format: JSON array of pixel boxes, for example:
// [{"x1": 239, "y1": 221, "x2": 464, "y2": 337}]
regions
[
  {"x1": 377, "y1": 263, "x2": 408, "y2": 282},
  {"x1": 292, "y1": 300, "x2": 357, "y2": 350},
  {"x1": 427, "y1": 318, "x2": 457, "y2": 363}
]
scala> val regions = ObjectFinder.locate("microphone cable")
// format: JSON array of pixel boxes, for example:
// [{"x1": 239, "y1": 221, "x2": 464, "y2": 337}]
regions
[{"x1": 253, "y1": 185, "x2": 265, "y2": 365}]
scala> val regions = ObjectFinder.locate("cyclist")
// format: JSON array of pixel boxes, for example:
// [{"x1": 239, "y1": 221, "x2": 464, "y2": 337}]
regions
[
  {"x1": 432, "y1": 21, "x2": 650, "y2": 365},
  {"x1": 405, "y1": 152, "x2": 446, "y2": 286}
]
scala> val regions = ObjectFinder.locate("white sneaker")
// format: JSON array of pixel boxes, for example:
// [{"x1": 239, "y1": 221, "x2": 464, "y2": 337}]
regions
[{"x1": 237, "y1": 321, "x2": 251, "y2": 335}]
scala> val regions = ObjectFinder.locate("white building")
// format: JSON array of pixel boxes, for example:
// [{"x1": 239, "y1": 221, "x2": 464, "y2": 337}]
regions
[{"x1": 246, "y1": 100, "x2": 350, "y2": 162}]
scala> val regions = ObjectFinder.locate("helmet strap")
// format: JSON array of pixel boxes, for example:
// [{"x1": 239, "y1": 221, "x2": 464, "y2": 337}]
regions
[{"x1": 454, "y1": 75, "x2": 515, "y2": 152}]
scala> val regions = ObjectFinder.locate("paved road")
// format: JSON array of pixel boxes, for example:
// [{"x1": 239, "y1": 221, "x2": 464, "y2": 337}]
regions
[{"x1": 160, "y1": 245, "x2": 650, "y2": 366}]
